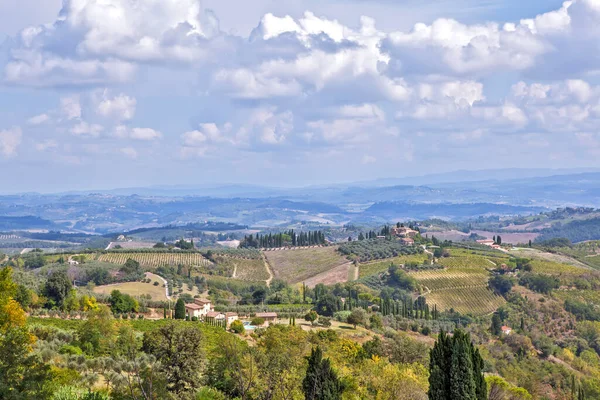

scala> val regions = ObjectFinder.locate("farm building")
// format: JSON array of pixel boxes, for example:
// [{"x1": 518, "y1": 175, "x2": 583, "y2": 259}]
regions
[
  {"x1": 401, "y1": 237, "x2": 415, "y2": 246},
  {"x1": 392, "y1": 227, "x2": 418, "y2": 238},
  {"x1": 193, "y1": 299, "x2": 213, "y2": 316},
  {"x1": 501, "y1": 326, "x2": 512, "y2": 335},
  {"x1": 206, "y1": 311, "x2": 225, "y2": 322},
  {"x1": 185, "y1": 303, "x2": 204, "y2": 319},
  {"x1": 256, "y1": 312, "x2": 278, "y2": 323},
  {"x1": 225, "y1": 312, "x2": 239, "y2": 326}
]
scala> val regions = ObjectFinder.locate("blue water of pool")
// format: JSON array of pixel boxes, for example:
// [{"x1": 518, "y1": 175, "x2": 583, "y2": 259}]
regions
[{"x1": 243, "y1": 321, "x2": 257, "y2": 330}]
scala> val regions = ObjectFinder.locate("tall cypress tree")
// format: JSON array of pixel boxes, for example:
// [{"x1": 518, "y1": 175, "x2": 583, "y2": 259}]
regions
[
  {"x1": 303, "y1": 347, "x2": 343, "y2": 400},
  {"x1": 428, "y1": 330, "x2": 485, "y2": 400},
  {"x1": 174, "y1": 298, "x2": 186, "y2": 320}
]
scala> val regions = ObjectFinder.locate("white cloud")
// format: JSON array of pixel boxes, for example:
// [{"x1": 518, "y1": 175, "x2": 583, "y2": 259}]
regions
[
  {"x1": 28, "y1": 114, "x2": 50, "y2": 125},
  {"x1": 35, "y1": 139, "x2": 58, "y2": 151},
  {"x1": 61, "y1": 95, "x2": 82, "y2": 121},
  {"x1": 0, "y1": 127, "x2": 22, "y2": 157},
  {"x1": 120, "y1": 147, "x2": 138, "y2": 159},
  {"x1": 361, "y1": 154, "x2": 376, "y2": 164},
  {"x1": 114, "y1": 125, "x2": 162, "y2": 141},
  {"x1": 96, "y1": 91, "x2": 137, "y2": 121},
  {"x1": 70, "y1": 121, "x2": 104, "y2": 137}
]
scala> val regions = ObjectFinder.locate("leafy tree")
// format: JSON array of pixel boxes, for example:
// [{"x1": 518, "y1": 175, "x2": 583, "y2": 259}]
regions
[
  {"x1": 0, "y1": 267, "x2": 53, "y2": 399},
  {"x1": 143, "y1": 322, "x2": 204, "y2": 395},
  {"x1": 519, "y1": 273, "x2": 560, "y2": 294},
  {"x1": 174, "y1": 298, "x2": 186, "y2": 320},
  {"x1": 251, "y1": 317, "x2": 265, "y2": 326},
  {"x1": 489, "y1": 275, "x2": 514, "y2": 295},
  {"x1": 315, "y1": 294, "x2": 339, "y2": 317},
  {"x1": 302, "y1": 346, "x2": 343, "y2": 400},
  {"x1": 305, "y1": 310, "x2": 318, "y2": 323},
  {"x1": 109, "y1": 290, "x2": 139, "y2": 314},
  {"x1": 77, "y1": 305, "x2": 117, "y2": 355},
  {"x1": 43, "y1": 269, "x2": 72, "y2": 308},
  {"x1": 347, "y1": 308, "x2": 366, "y2": 329}
]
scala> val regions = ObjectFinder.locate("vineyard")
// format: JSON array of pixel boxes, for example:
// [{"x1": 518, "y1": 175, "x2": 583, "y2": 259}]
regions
[
  {"x1": 425, "y1": 286, "x2": 505, "y2": 315},
  {"x1": 97, "y1": 252, "x2": 211, "y2": 268},
  {"x1": 213, "y1": 256, "x2": 270, "y2": 282},
  {"x1": 410, "y1": 268, "x2": 488, "y2": 291},
  {"x1": 437, "y1": 253, "x2": 499, "y2": 269}
]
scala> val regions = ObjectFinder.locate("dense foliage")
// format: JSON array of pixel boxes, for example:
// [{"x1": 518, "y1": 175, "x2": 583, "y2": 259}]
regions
[{"x1": 338, "y1": 239, "x2": 423, "y2": 262}]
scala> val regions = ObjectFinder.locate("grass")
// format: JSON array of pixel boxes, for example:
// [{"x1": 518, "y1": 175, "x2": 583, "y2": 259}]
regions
[
  {"x1": 93, "y1": 280, "x2": 169, "y2": 301},
  {"x1": 97, "y1": 252, "x2": 210, "y2": 268},
  {"x1": 215, "y1": 256, "x2": 270, "y2": 282},
  {"x1": 553, "y1": 289, "x2": 600, "y2": 306},
  {"x1": 265, "y1": 247, "x2": 348, "y2": 284},
  {"x1": 358, "y1": 254, "x2": 430, "y2": 278},
  {"x1": 529, "y1": 259, "x2": 589, "y2": 276}
]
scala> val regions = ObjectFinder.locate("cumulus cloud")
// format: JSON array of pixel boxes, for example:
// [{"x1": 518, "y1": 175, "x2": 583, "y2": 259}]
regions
[
  {"x1": 115, "y1": 126, "x2": 162, "y2": 141},
  {"x1": 95, "y1": 91, "x2": 137, "y2": 121},
  {"x1": 0, "y1": 127, "x2": 23, "y2": 157},
  {"x1": 70, "y1": 121, "x2": 104, "y2": 137},
  {"x1": 120, "y1": 147, "x2": 138, "y2": 159},
  {"x1": 28, "y1": 114, "x2": 50, "y2": 125}
]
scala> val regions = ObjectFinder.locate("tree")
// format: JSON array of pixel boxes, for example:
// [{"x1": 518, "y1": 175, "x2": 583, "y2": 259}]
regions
[
  {"x1": 302, "y1": 346, "x2": 343, "y2": 400},
  {"x1": 43, "y1": 269, "x2": 72, "y2": 308},
  {"x1": 490, "y1": 313, "x2": 502, "y2": 336},
  {"x1": 109, "y1": 290, "x2": 139, "y2": 314},
  {"x1": 0, "y1": 268, "x2": 53, "y2": 399},
  {"x1": 489, "y1": 275, "x2": 514, "y2": 295},
  {"x1": 174, "y1": 298, "x2": 186, "y2": 320},
  {"x1": 120, "y1": 258, "x2": 142, "y2": 276},
  {"x1": 142, "y1": 322, "x2": 204, "y2": 395},
  {"x1": 347, "y1": 308, "x2": 366, "y2": 329},
  {"x1": 428, "y1": 330, "x2": 486, "y2": 400},
  {"x1": 77, "y1": 305, "x2": 117, "y2": 355},
  {"x1": 305, "y1": 310, "x2": 318, "y2": 323}
]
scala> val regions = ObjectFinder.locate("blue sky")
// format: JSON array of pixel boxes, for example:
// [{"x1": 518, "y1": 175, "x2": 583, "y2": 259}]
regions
[{"x1": 1, "y1": 0, "x2": 600, "y2": 193}]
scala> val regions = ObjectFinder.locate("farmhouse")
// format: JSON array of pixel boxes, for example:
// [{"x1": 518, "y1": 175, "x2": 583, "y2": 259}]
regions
[
  {"x1": 225, "y1": 312, "x2": 239, "y2": 326},
  {"x1": 392, "y1": 227, "x2": 418, "y2": 238},
  {"x1": 256, "y1": 312, "x2": 278, "y2": 323},
  {"x1": 206, "y1": 311, "x2": 225, "y2": 322},
  {"x1": 501, "y1": 326, "x2": 512, "y2": 335},
  {"x1": 185, "y1": 303, "x2": 204, "y2": 319},
  {"x1": 401, "y1": 237, "x2": 415, "y2": 246},
  {"x1": 193, "y1": 299, "x2": 213, "y2": 316}
]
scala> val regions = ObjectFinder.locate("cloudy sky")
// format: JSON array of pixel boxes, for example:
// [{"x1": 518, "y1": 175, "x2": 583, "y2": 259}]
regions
[{"x1": 1, "y1": 0, "x2": 599, "y2": 192}]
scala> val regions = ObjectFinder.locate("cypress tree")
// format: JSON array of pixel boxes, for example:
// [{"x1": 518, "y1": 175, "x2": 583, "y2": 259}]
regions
[
  {"x1": 450, "y1": 330, "x2": 476, "y2": 400},
  {"x1": 303, "y1": 347, "x2": 343, "y2": 400},
  {"x1": 490, "y1": 313, "x2": 502, "y2": 336},
  {"x1": 174, "y1": 298, "x2": 186, "y2": 320},
  {"x1": 428, "y1": 330, "x2": 450, "y2": 400},
  {"x1": 163, "y1": 307, "x2": 167, "y2": 319}
]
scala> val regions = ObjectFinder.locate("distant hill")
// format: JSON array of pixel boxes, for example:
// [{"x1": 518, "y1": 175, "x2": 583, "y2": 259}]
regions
[
  {"x1": 365, "y1": 202, "x2": 546, "y2": 220},
  {"x1": 0, "y1": 216, "x2": 57, "y2": 230}
]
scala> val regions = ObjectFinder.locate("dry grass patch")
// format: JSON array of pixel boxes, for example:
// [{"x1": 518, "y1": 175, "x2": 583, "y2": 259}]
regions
[{"x1": 265, "y1": 247, "x2": 348, "y2": 284}]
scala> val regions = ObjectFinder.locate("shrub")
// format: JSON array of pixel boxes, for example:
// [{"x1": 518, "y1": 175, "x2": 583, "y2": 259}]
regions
[
  {"x1": 318, "y1": 316, "x2": 332, "y2": 327},
  {"x1": 251, "y1": 317, "x2": 265, "y2": 326},
  {"x1": 153, "y1": 281, "x2": 160, "y2": 286},
  {"x1": 59, "y1": 344, "x2": 83, "y2": 355},
  {"x1": 230, "y1": 320, "x2": 245, "y2": 334},
  {"x1": 421, "y1": 326, "x2": 431, "y2": 336},
  {"x1": 192, "y1": 316, "x2": 198, "y2": 322}
]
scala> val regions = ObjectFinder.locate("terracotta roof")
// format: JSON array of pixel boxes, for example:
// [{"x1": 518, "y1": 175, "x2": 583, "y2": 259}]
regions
[
  {"x1": 206, "y1": 311, "x2": 224, "y2": 318},
  {"x1": 225, "y1": 312, "x2": 238, "y2": 317},
  {"x1": 501, "y1": 326, "x2": 511, "y2": 331},
  {"x1": 256, "y1": 312, "x2": 278, "y2": 318},
  {"x1": 194, "y1": 299, "x2": 210, "y2": 305},
  {"x1": 185, "y1": 303, "x2": 202, "y2": 310}
]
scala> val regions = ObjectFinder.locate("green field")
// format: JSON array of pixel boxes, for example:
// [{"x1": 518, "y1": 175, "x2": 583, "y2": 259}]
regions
[
  {"x1": 410, "y1": 268, "x2": 488, "y2": 291},
  {"x1": 215, "y1": 256, "x2": 270, "y2": 282},
  {"x1": 265, "y1": 247, "x2": 348, "y2": 284},
  {"x1": 93, "y1": 280, "x2": 168, "y2": 301},
  {"x1": 358, "y1": 254, "x2": 430, "y2": 278}
]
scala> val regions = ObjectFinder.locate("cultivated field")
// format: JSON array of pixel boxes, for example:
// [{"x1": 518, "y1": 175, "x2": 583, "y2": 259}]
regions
[
  {"x1": 97, "y1": 252, "x2": 211, "y2": 268},
  {"x1": 217, "y1": 256, "x2": 270, "y2": 282},
  {"x1": 410, "y1": 268, "x2": 488, "y2": 291},
  {"x1": 303, "y1": 262, "x2": 352, "y2": 288},
  {"x1": 425, "y1": 287, "x2": 505, "y2": 315},
  {"x1": 265, "y1": 246, "x2": 348, "y2": 284}
]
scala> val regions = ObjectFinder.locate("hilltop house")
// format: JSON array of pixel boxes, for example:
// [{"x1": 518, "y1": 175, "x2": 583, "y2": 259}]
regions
[
  {"x1": 392, "y1": 227, "x2": 418, "y2": 238},
  {"x1": 206, "y1": 311, "x2": 225, "y2": 323},
  {"x1": 225, "y1": 312, "x2": 239, "y2": 326},
  {"x1": 477, "y1": 239, "x2": 496, "y2": 247},
  {"x1": 400, "y1": 237, "x2": 415, "y2": 246},
  {"x1": 501, "y1": 326, "x2": 512, "y2": 335}
]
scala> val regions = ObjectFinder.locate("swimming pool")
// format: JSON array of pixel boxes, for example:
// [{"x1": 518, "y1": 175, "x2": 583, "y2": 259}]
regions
[{"x1": 243, "y1": 321, "x2": 257, "y2": 330}]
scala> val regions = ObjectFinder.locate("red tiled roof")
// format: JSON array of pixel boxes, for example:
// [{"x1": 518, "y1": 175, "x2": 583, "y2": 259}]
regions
[
  {"x1": 185, "y1": 303, "x2": 202, "y2": 310},
  {"x1": 225, "y1": 312, "x2": 238, "y2": 317},
  {"x1": 256, "y1": 312, "x2": 278, "y2": 318},
  {"x1": 206, "y1": 311, "x2": 224, "y2": 318},
  {"x1": 501, "y1": 326, "x2": 511, "y2": 331},
  {"x1": 194, "y1": 299, "x2": 210, "y2": 305}
]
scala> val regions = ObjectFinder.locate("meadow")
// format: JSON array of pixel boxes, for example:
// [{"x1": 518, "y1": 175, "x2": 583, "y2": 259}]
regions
[{"x1": 265, "y1": 246, "x2": 348, "y2": 284}]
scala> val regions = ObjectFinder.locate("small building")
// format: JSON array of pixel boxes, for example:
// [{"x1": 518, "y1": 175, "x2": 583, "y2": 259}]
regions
[
  {"x1": 193, "y1": 299, "x2": 213, "y2": 316},
  {"x1": 68, "y1": 259, "x2": 79, "y2": 266},
  {"x1": 185, "y1": 303, "x2": 204, "y2": 319},
  {"x1": 400, "y1": 237, "x2": 415, "y2": 246},
  {"x1": 392, "y1": 227, "x2": 418, "y2": 238},
  {"x1": 205, "y1": 311, "x2": 225, "y2": 322},
  {"x1": 255, "y1": 312, "x2": 278, "y2": 323},
  {"x1": 501, "y1": 326, "x2": 512, "y2": 335},
  {"x1": 225, "y1": 312, "x2": 239, "y2": 326},
  {"x1": 477, "y1": 239, "x2": 496, "y2": 247}
]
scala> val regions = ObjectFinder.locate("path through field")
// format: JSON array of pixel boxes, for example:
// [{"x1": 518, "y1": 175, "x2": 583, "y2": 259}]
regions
[
  {"x1": 147, "y1": 272, "x2": 171, "y2": 300},
  {"x1": 232, "y1": 265, "x2": 237, "y2": 279},
  {"x1": 262, "y1": 255, "x2": 274, "y2": 287}
]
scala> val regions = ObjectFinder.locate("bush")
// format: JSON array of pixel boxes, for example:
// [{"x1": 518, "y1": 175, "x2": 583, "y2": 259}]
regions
[
  {"x1": 192, "y1": 316, "x2": 198, "y2": 322},
  {"x1": 304, "y1": 310, "x2": 318, "y2": 323},
  {"x1": 153, "y1": 281, "x2": 160, "y2": 286},
  {"x1": 318, "y1": 316, "x2": 332, "y2": 327},
  {"x1": 230, "y1": 320, "x2": 245, "y2": 334},
  {"x1": 421, "y1": 326, "x2": 431, "y2": 336},
  {"x1": 251, "y1": 317, "x2": 265, "y2": 326},
  {"x1": 59, "y1": 344, "x2": 83, "y2": 355}
]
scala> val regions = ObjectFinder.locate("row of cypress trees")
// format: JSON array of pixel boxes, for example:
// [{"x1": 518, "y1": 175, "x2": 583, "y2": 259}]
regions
[{"x1": 240, "y1": 230, "x2": 326, "y2": 248}]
